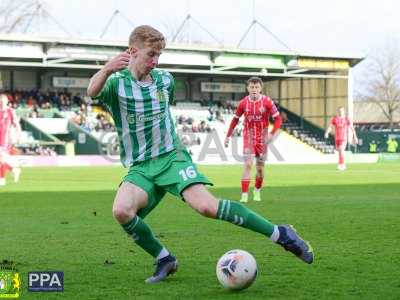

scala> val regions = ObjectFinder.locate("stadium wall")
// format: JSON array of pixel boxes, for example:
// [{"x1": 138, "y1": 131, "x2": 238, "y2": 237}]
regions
[{"x1": 265, "y1": 77, "x2": 347, "y2": 130}]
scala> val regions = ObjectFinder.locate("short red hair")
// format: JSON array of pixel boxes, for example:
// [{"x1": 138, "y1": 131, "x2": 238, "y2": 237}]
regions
[{"x1": 129, "y1": 25, "x2": 166, "y2": 49}]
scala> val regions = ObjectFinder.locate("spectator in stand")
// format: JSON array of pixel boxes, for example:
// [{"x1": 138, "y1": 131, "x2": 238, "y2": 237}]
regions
[
  {"x1": 73, "y1": 93, "x2": 84, "y2": 106},
  {"x1": 216, "y1": 109, "x2": 225, "y2": 123},
  {"x1": 58, "y1": 94, "x2": 72, "y2": 111},
  {"x1": 207, "y1": 106, "x2": 215, "y2": 121},
  {"x1": 2, "y1": 89, "x2": 87, "y2": 111},
  {"x1": 83, "y1": 105, "x2": 98, "y2": 131},
  {"x1": 20, "y1": 145, "x2": 57, "y2": 156},
  {"x1": 28, "y1": 105, "x2": 42, "y2": 118},
  {"x1": 95, "y1": 114, "x2": 106, "y2": 132},
  {"x1": 36, "y1": 145, "x2": 57, "y2": 156},
  {"x1": 26, "y1": 95, "x2": 37, "y2": 107},
  {"x1": 191, "y1": 121, "x2": 199, "y2": 133},
  {"x1": 199, "y1": 120, "x2": 206, "y2": 133}
]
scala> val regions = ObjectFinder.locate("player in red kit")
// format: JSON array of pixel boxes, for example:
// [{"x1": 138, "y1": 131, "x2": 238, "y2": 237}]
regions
[
  {"x1": 0, "y1": 94, "x2": 21, "y2": 186},
  {"x1": 324, "y1": 106, "x2": 358, "y2": 171},
  {"x1": 224, "y1": 77, "x2": 282, "y2": 203}
]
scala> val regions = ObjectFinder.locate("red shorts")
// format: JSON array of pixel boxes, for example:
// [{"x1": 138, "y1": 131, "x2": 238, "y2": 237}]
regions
[
  {"x1": 244, "y1": 143, "x2": 266, "y2": 157},
  {"x1": 243, "y1": 126, "x2": 269, "y2": 158},
  {"x1": 243, "y1": 137, "x2": 267, "y2": 158},
  {"x1": 0, "y1": 145, "x2": 11, "y2": 155},
  {"x1": 335, "y1": 139, "x2": 347, "y2": 149}
]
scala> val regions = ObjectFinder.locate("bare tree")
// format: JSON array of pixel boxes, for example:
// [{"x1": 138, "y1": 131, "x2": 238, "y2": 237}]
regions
[
  {"x1": 359, "y1": 42, "x2": 400, "y2": 129},
  {"x1": 0, "y1": 0, "x2": 40, "y2": 33}
]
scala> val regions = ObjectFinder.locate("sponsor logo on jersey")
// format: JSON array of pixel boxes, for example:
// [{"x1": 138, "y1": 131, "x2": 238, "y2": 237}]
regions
[{"x1": 126, "y1": 112, "x2": 166, "y2": 124}]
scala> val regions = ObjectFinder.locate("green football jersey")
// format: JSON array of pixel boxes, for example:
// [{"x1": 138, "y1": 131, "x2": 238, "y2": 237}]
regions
[{"x1": 94, "y1": 68, "x2": 180, "y2": 167}]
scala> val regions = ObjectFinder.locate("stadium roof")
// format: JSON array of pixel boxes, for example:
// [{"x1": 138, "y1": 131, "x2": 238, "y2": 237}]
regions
[{"x1": 0, "y1": 34, "x2": 364, "y2": 79}]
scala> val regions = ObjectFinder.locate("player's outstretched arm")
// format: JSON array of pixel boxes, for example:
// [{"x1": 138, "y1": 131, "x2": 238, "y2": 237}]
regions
[
  {"x1": 265, "y1": 114, "x2": 282, "y2": 145},
  {"x1": 350, "y1": 123, "x2": 358, "y2": 144},
  {"x1": 225, "y1": 117, "x2": 239, "y2": 147},
  {"x1": 225, "y1": 102, "x2": 244, "y2": 147},
  {"x1": 324, "y1": 124, "x2": 332, "y2": 139},
  {"x1": 87, "y1": 51, "x2": 130, "y2": 97},
  {"x1": 270, "y1": 114, "x2": 282, "y2": 135}
]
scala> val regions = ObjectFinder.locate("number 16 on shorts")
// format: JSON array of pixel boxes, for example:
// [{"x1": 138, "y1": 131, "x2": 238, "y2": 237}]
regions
[{"x1": 178, "y1": 166, "x2": 197, "y2": 181}]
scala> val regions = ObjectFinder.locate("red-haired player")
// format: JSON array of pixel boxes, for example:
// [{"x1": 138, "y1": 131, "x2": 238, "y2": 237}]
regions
[{"x1": 225, "y1": 77, "x2": 282, "y2": 202}]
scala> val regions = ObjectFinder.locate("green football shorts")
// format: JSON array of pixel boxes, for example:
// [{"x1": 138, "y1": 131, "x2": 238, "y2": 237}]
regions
[{"x1": 122, "y1": 148, "x2": 212, "y2": 219}]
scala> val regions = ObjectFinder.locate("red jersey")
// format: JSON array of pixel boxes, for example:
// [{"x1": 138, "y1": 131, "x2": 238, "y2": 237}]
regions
[
  {"x1": 234, "y1": 95, "x2": 279, "y2": 155},
  {"x1": 331, "y1": 116, "x2": 350, "y2": 141},
  {"x1": 0, "y1": 107, "x2": 17, "y2": 150}
]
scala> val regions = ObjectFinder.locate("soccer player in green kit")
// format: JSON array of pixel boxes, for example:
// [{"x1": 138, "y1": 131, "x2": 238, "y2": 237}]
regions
[{"x1": 87, "y1": 25, "x2": 314, "y2": 284}]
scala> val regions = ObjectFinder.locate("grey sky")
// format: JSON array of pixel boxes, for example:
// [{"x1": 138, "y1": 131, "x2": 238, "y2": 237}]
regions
[{"x1": 16, "y1": 0, "x2": 400, "y2": 92}]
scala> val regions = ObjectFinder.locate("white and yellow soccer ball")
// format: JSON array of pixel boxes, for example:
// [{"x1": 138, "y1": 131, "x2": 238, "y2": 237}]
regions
[{"x1": 216, "y1": 249, "x2": 258, "y2": 290}]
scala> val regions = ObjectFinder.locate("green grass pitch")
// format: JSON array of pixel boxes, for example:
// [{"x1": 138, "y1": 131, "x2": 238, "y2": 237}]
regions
[{"x1": 1, "y1": 163, "x2": 400, "y2": 299}]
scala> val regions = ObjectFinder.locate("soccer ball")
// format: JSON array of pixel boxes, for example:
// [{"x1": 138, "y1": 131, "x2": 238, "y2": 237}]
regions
[{"x1": 216, "y1": 249, "x2": 258, "y2": 290}]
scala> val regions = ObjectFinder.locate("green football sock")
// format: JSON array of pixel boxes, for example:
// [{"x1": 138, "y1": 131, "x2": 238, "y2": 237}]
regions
[
  {"x1": 121, "y1": 216, "x2": 164, "y2": 258},
  {"x1": 216, "y1": 199, "x2": 275, "y2": 237}
]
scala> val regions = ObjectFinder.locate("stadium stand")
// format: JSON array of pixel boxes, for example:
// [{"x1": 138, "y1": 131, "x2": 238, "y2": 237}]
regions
[
  {"x1": 282, "y1": 121, "x2": 335, "y2": 154},
  {"x1": 6, "y1": 88, "x2": 338, "y2": 161},
  {"x1": 279, "y1": 107, "x2": 335, "y2": 154}
]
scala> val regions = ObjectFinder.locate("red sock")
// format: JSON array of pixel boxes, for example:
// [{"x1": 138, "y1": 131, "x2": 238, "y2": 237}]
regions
[
  {"x1": 241, "y1": 179, "x2": 250, "y2": 193},
  {"x1": 5, "y1": 163, "x2": 11, "y2": 172},
  {"x1": 339, "y1": 153, "x2": 344, "y2": 164},
  {"x1": 255, "y1": 176, "x2": 263, "y2": 189},
  {"x1": 1, "y1": 163, "x2": 11, "y2": 177}
]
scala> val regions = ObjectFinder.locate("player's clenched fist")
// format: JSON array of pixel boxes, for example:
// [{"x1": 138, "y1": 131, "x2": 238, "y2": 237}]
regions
[
  {"x1": 87, "y1": 50, "x2": 131, "y2": 98},
  {"x1": 104, "y1": 51, "x2": 131, "y2": 75},
  {"x1": 224, "y1": 137, "x2": 230, "y2": 148}
]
